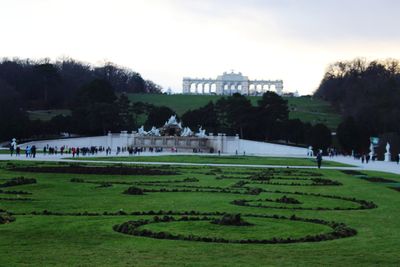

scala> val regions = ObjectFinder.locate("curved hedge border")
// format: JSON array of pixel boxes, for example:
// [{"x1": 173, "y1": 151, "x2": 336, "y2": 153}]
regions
[
  {"x1": 113, "y1": 214, "x2": 357, "y2": 244},
  {"x1": 70, "y1": 177, "x2": 199, "y2": 186},
  {"x1": 234, "y1": 178, "x2": 342, "y2": 187},
  {"x1": 11, "y1": 166, "x2": 177, "y2": 176},
  {"x1": 0, "y1": 177, "x2": 36, "y2": 188},
  {"x1": 0, "y1": 197, "x2": 32, "y2": 201},
  {"x1": 0, "y1": 189, "x2": 31, "y2": 195}
]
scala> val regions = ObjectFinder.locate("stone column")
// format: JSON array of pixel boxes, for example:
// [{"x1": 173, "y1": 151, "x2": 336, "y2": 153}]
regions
[
  {"x1": 222, "y1": 134, "x2": 227, "y2": 153},
  {"x1": 120, "y1": 131, "x2": 128, "y2": 149},
  {"x1": 182, "y1": 80, "x2": 191, "y2": 94},
  {"x1": 107, "y1": 131, "x2": 113, "y2": 149},
  {"x1": 275, "y1": 81, "x2": 283, "y2": 95},
  {"x1": 217, "y1": 133, "x2": 223, "y2": 153},
  {"x1": 235, "y1": 134, "x2": 240, "y2": 154},
  {"x1": 131, "y1": 131, "x2": 136, "y2": 146},
  {"x1": 216, "y1": 80, "x2": 223, "y2": 95},
  {"x1": 201, "y1": 83, "x2": 205, "y2": 94}
]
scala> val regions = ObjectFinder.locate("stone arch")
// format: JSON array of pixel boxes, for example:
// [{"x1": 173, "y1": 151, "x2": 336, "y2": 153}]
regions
[
  {"x1": 210, "y1": 83, "x2": 217, "y2": 94},
  {"x1": 237, "y1": 84, "x2": 242, "y2": 93},
  {"x1": 249, "y1": 84, "x2": 256, "y2": 95},
  {"x1": 223, "y1": 84, "x2": 229, "y2": 95},
  {"x1": 269, "y1": 84, "x2": 276, "y2": 92},
  {"x1": 256, "y1": 84, "x2": 263, "y2": 95},
  {"x1": 204, "y1": 83, "x2": 211, "y2": 94},
  {"x1": 190, "y1": 83, "x2": 197, "y2": 94},
  {"x1": 230, "y1": 84, "x2": 236, "y2": 94}
]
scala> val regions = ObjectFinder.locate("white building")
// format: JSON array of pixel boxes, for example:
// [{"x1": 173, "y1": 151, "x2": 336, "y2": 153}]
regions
[{"x1": 183, "y1": 71, "x2": 283, "y2": 96}]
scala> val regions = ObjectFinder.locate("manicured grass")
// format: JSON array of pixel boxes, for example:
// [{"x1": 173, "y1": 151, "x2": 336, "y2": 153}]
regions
[
  {"x1": 27, "y1": 109, "x2": 71, "y2": 121},
  {"x1": 74, "y1": 155, "x2": 352, "y2": 167},
  {"x1": 0, "y1": 161, "x2": 399, "y2": 266},
  {"x1": 128, "y1": 94, "x2": 342, "y2": 129}
]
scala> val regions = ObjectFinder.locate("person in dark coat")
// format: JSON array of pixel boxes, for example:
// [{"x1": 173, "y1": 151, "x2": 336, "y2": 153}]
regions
[{"x1": 316, "y1": 152, "x2": 323, "y2": 169}]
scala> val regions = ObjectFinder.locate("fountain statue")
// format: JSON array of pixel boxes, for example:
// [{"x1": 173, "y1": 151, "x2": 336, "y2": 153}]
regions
[
  {"x1": 195, "y1": 127, "x2": 207, "y2": 138},
  {"x1": 138, "y1": 126, "x2": 147, "y2": 136},
  {"x1": 166, "y1": 115, "x2": 178, "y2": 125},
  {"x1": 181, "y1": 127, "x2": 193, "y2": 137},
  {"x1": 148, "y1": 126, "x2": 161, "y2": 136}
]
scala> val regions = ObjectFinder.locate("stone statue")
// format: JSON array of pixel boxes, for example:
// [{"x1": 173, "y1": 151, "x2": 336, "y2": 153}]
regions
[
  {"x1": 307, "y1": 146, "x2": 313, "y2": 157},
  {"x1": 369, "y1": 142, "x2": 374, "y2": 158},
  {"x1": 167, "y1": 115, "x2": 178, "y2": 125},
  {"x1": 11, "y1": 138, "x2": 17, "y2": 150},
  {"x1": 385, "y1": 142, "x2": 391, "y2": 162},
  {"x1": 138, "y1": 126, "x2": 147, "y2": 136},
  {"x1": 195, "y1": 127, "x2": 206, "y2": 138},
  {"x1": 181, "y1": 127, "x2": 193, "y2": 137},
  {"x1": 148, "y1": 126, "x2": 161, "y2": 136}
]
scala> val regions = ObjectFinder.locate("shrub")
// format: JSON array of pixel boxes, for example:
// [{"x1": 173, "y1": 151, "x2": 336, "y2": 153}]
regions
[
  {"x1": 70, "y1": 178, "x2": 85, "y2": 183},
  {"x1": 0, "y1": 214, "x2": 16, "y2": 224},
  {"x1": 211, "y1": 214, "x2": 253, "y2": 226},
  {"x1": 276, "y1": 196, "x2": 302, "y2": 204},
  {"x1": 124, "y1": 186, "x2": 144, "y2": 195}
]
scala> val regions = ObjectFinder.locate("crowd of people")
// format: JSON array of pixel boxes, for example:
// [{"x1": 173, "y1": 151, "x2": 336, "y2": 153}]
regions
[{"x1": 8, "y1": 144, "x2": 173, "y2": 158}]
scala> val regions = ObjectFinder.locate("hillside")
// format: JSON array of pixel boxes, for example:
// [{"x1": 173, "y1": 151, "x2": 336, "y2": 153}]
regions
[
  {"x1": 26, "y1": 94, "x2": 342, "y2": 130},
  {"x1": 128, "y1": 94, "x2": 342, "y2": 130}
]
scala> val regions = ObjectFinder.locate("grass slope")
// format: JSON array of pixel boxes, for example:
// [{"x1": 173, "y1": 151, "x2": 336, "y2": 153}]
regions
[
  {"x1": 128, "y1": 94, "x2": 341, "y2": 129},
  {"x1": 25, "y1": 95, "x2": 341, "y2": 130},
  {"x1": 0, "y1": 160, "x2": 399, "y2": 266},
  {"x1": 27, "y1": 109, "x2": 71, "y2": 121}
]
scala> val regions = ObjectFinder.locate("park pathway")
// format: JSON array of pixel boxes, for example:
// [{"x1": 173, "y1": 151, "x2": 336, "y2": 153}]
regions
[{"x1": 1, "y1": 152, "x2": 400, "y2": 175}]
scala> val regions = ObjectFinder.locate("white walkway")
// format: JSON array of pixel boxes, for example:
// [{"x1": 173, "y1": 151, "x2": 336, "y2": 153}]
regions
[{"x1": 1, "y1": 152, "x2": 400, "y2": 175}]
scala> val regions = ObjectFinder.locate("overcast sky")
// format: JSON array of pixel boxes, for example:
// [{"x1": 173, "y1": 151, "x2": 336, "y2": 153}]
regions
[{"x1": 1, "y1": 0, "x2": 400, "y2": 94}]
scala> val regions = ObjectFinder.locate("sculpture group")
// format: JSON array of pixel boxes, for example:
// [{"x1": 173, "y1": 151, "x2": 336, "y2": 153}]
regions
[{"x1": 137, "y1": 115, "x2": 207, "y2": 138}]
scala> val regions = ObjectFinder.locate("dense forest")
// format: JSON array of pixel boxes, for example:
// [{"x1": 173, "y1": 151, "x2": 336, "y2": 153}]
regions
[
  {"x1": 0, "y1": 58, "x2": 162, "y2": 142},
  {"x1": 0, "y1": 57, "x2": 162, "y2": 109},
  {"x1": 314, "y1": 58, "x2": 400, "y2": 156}
]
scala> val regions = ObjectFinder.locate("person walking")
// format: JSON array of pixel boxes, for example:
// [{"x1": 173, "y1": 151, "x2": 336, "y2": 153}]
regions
[
  {"x1": 316, "y1": 151, "x2": 323, "y2": 169},
  {"x1": 31, "y1": 145, "x2": 36, "y2": 158}
]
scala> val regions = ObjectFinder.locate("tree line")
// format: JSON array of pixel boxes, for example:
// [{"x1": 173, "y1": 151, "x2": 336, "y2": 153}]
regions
[
  {"x1": 314, "y1": 58, "x2": 400, "y2": 156},
  {"x1": 1, "y1": 79, "x2": 333, "y2": 151},
  {"x1": 180, "y1": 93, "x2": 332, "y2": 150},
  {"x1": 0, "y1": 57, "x2": 162, "y2": 142},
  {"x1": 0, "y1": 57, "x2": 161, "y2": 110}
]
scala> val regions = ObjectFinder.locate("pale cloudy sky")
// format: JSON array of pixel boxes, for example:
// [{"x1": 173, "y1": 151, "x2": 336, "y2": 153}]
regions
[{"x1": 1, "y1": 0, "x2": 400, "y2": 94}]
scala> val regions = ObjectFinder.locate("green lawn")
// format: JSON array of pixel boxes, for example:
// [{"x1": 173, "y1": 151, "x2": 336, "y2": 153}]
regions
[
  {"x1": 0, "y1": 160, "x2": 399, "y2": 266},
  {"x1": 27, "y1": 109, "x2": 71, "y2": 121},
  {"x1": 72, "y1": 155, "x2": 352, "y2": 167}
]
